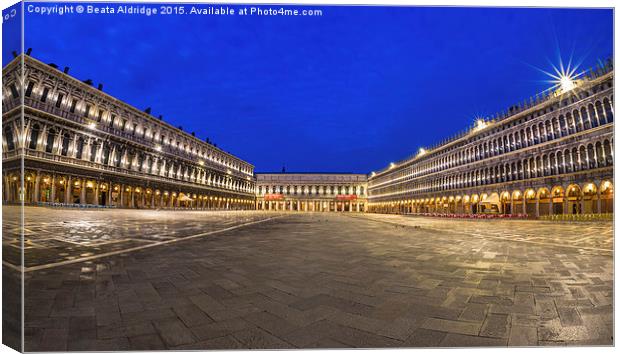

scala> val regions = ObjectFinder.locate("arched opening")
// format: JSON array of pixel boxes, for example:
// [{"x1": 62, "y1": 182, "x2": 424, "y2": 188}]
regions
[
  {"x1": 599, "y1": 181, "x2": 614, "y2": 213},
  {"x1": 582, "y1": 183, "x2": 597, "y2": 214},
  {"x1": 566, "y1": 185, "x2": 582, "y2": 215},
  {"x1": 55, "y1": 177, "x2": 67, "y2": 203},
  {"x1": 24, "y1": 173, "x2": 36, "y2": 203},
  {"x1": 85, "y1": 180, "x2": 97, "y2": 204},
  {"x1": 524, "y1": 189, "x2": 536, "y2": 216},
  {"x1": 38, "y1": 175, "x2": 53, "y2": 202},
  {"x1": 98, "y1": 183, "x2": 109, "y2": 206},
  {"x1": 71, "y1": 179, "x2": 82, "y2": 204},
  {"x1": 537, "y1": 188, "x2": 551, "y2": 216},
  {"x1": 551, "y1": 186, "x2": 565, "y2": 215},
  {"x1": 470, "y1": 194, "x2": 479, "y2": 214},
  {"x1": 512, "y1": 190, "x2": 523, "y2": 215},
  {"x1": 500, "y1": 191, "x2": 511, "y2": 215},
  {"x1": 480, "y1": 193, "x2": 500, "y2": 214}
]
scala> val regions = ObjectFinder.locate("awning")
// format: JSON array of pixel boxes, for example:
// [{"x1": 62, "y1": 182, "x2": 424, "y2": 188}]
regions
[
  {"x1": 480, "y1": 193, "x2": 500, "y2": 204},
  {"x1": 178, "y1": 194, "x2": 194, "y2": 202}
]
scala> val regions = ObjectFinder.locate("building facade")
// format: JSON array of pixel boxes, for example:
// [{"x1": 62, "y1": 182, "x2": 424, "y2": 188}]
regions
[
  {"x1": 2, "y1": 55, "x2": 256, "y2": 209},
  {"x1": 368, "y1": 63, "x2": 614, "y2": 217},
  {"x1": 2, "y1": 55, "x2": 614, "y2": 217},
  {"x1": 255, "y1": 173, "x2": 368, "y2": 212}
]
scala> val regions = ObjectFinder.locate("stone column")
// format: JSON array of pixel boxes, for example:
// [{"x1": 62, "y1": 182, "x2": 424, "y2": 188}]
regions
[
  {"x1": 108, "y1": 183, "x2": 113, "y2": 206},
  {"x1": 563, "y1": 197, "x2": 568, "y2": 215},
  {"x1": 33, "y1": 173, "x2": 40, "y2": 203},
  {"x1": 120, "y1": 184, "x2": 125, "y2": 207},
  {"x1": 50, "y1": 175, "x2": 56, "y2": 202},
  {"x1": 535, "y1": 198, "x2": 540, "y2": 217},
  {"x1": 94, "y1": 182, "x2": 100, "y2": 205},
  {"x1": 66, "y1": 176, "x2": 72, "y2": 204},
  {"x1": 80, "y1": 179, "x2": 86, "y2": 205},
  {"x1": 596, "y1": 189, "x2": 602, "y2": 214},
  {"x1": 549, "y1": 199, "x2": 553, "y2": 216}
]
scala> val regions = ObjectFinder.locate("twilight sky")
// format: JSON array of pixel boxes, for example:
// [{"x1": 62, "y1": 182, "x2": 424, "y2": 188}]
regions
[{"x1": 8, "y1": 3, "x2": 613, "y2": 173}]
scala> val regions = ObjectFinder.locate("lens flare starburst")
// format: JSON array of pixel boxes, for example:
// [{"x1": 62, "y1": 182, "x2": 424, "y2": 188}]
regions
[{"x1": 538, "y1": 55, "x2": 586, "y2": 95}]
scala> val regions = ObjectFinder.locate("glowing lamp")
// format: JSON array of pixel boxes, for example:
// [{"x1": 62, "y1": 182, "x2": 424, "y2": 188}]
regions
[{"x1": 559, "y1": 76, "x2": 576, "y2": 93}]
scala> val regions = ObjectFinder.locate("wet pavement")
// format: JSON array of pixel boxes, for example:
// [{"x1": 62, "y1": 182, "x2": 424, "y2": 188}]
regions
[
  {"x1": 7, "y1": 207, "x2": 613, "y2": 349},
  {"x1": 3, "y1": 206, "x2": 282, "y2": 270}
]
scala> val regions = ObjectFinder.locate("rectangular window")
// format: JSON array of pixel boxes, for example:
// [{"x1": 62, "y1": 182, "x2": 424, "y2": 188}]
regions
[
  {"x1": 10, "y1": 84, "x2": 19, "y2": 99},
  {"x1": 97, "y1": 110, "x2": 104, "y2": 122},
  {"x1": 55, "y1": 93, "x2": 64, "y2": 108},
  {"x1": 109, "y1": 114, "x2": 116, "y2": 127},
  {"x1": 132, "y1": 123, "x2": 138, "y2": 135},
  {"x1": 25, "y1": 82, "x2": 34, "y2": 97},
  {"x1": 84, "y1": 104, "x2": 91, "y2": 118},
  {"x1": 121, "y1": 119, "x2": 127, "y2": 130},
  {"x1": 70, "y1": 99, "x2": 77, "y2": 113}
]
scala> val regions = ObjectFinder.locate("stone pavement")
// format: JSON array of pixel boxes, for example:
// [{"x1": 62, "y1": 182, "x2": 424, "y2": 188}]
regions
[
  {"x1": 358, "y1": 213, "x2": 613, "y2": 254},
  {"x1": 3, "y1": 206, "x2": 282, "y2": 270},
  {"x1": 18, "y1": 210, "x2": 613, "y2": 350}
]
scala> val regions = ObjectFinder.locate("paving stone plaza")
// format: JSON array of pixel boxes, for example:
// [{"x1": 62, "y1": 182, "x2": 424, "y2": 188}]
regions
[{"x1": 4, "y1": 206, "x2": 612, "y2": 350}]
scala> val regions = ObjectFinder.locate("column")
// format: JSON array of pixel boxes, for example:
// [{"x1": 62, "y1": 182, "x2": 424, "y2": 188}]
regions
[
  {"x1": 65, "y1": 176, "x2": 72, "y2": 204},
  {"x1": 108, "y1": 182, "x2": 113, "y2": 206},
  {"x1": 548, "y1": 199, "x2": 553, "y2": 216},
  {"x1": 535, "y1": 198, "x2": 540, "y2": 217},
  {"x1": 596, "y1": 189, "x2": 602, "y2": 214},
  {"x1": 563, "y1": 197, "x2": 568, "y2": 214},
  {"x1": 94, "y1": 182, "x2": 100, "y2": 205},
  {"x1": 120, "y1": 184, "x2": 125, "y2": 207},
  {"x1": 33, "y1": 173, "x2": 41, "y2": 203},
  {"x1": 80, "y1": 179, "x2": 86, "y2": 205},
  {"x1": 50, "y1": 175, "x2": 56, "y2": 202}
]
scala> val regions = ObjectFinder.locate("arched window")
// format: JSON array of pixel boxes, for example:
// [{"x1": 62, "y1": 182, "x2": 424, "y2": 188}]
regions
[
  {"x1": 603, "y1": 140, "x2": 613, "y2": 165},
  {"x1": 90, "y1": 142, "x2": 98, "y2": 162},
  {"x1": 588, "y1": 104, "x2": 598, "y2": 128},
  {"x1": 604, "y1": 98, "x2": 614, "y2": 123},
  {"x1": 4, "y1": 127, "x2": 15, "y2": 151},
  {"x1": 45, "y1": 129, "x2": 56, "y2": 153},
  {"x1": 29, "y1": 124, "x2": 40, "y2": 150},
  {"x1": 102, "y1": 144, "x2": 111, "y2": 165},
  {"x1": 114, "y1": 148, "x2": 123, "y2": 167},
  {"x1": 60, "y1": 133, "x2": 71, "y2": 156},
  {"x1": 75, "y1": 137, "x2": 85, "y2": 159}
]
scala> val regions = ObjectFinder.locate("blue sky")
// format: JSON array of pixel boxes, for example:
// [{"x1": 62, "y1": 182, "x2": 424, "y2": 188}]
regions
[{"x1": 11, "y1": 3, "x2": 613, "y2": 173}]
